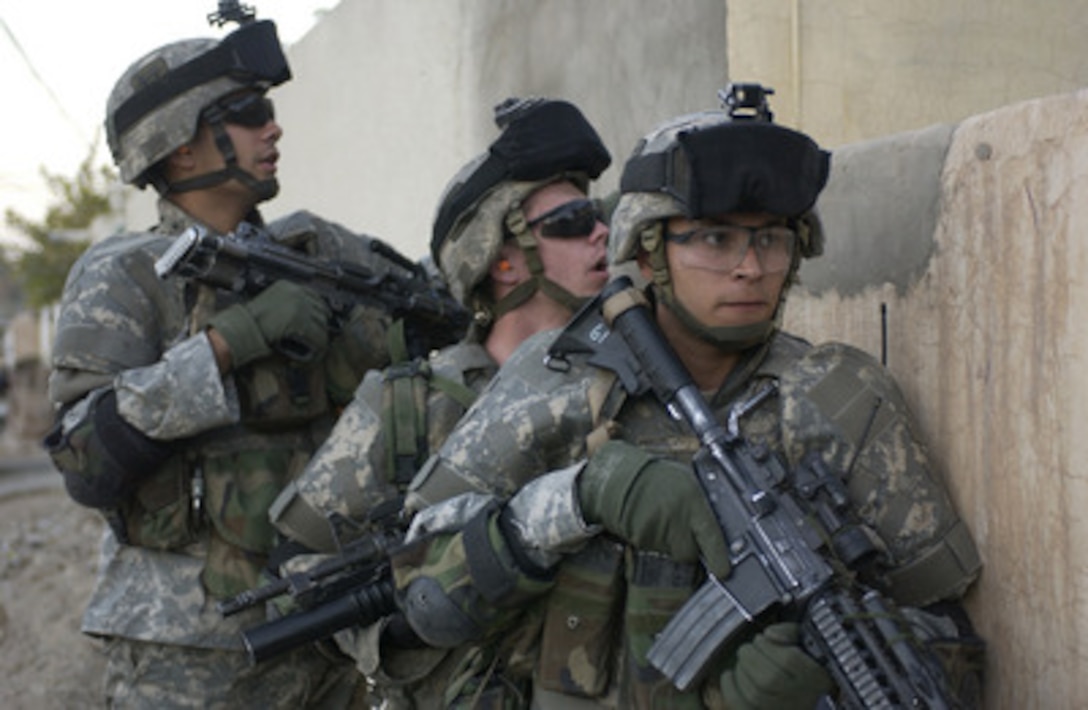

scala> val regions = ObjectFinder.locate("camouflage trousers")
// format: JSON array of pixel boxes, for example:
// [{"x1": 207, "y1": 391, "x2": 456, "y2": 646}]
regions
[{"x1": 102, "y1": 636, "x2": 368, "y2": 709}]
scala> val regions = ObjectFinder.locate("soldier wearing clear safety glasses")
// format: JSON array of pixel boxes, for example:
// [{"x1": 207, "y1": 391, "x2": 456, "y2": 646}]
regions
[{"x1": 385, "y1": 86, "x2": 986, "y2": 709}]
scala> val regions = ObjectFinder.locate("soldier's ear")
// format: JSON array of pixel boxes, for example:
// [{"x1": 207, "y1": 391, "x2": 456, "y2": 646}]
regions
[
  {"x1": 489, "y1": 245, "x2": 523, "y2": 284},
  {"x1": 165, "y1": 145, "x2": 196, "y2": 174},
  {"x1": 636, "y1": 249, "x2": 653, "y2": 281}
]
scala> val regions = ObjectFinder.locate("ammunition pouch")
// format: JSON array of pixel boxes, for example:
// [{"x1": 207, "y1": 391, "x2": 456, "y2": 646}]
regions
[
  {"x1": 199, "y1": 443, "x2": 314, "y2": 597},
  {"x1": 235, "y1": 356, "x2": 331, "y2": 431},
  {"x1": 537, "y1": 539, "x2": 625, "y2": 698},
  {"x1": 620, "y1": 549, "x2": 705, "y2": 708},
  {"x1": 44, "y1": 388, "x2": 175, "y2": 511}
]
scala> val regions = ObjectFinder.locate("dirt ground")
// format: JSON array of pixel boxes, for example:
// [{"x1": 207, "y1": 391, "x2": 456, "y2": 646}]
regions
[{"x1": 0, "y1": 472, "x2": 106, "y2": 709}]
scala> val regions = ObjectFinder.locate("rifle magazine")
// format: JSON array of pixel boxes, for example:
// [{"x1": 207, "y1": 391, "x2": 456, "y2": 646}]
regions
[{"x1": 646, "y1": 577, "x2": 751, "y2": 691}]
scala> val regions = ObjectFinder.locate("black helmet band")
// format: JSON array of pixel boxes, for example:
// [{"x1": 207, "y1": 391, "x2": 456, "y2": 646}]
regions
[
  {"x1": 489, "y1": 101, "x2": 612, "y2": 182},
  {"x1": 621, "y1": 121, "x2": 830, "y2": 219},
  {"x1": 111, "y1": 20, "x2": 291, "y2": 140}
]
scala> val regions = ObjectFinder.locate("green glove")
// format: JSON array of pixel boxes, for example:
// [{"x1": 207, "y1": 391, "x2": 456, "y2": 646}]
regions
[
  {"x1": 720, "y1": 622, "x2": 834, "y2": 710},
  {"x1": 324, "y1": 304, "x2": 391, "y2": 405},
  {"x1": 208, "y1": 280, "x2": 331, "y2": 368},
  {"x1": 577, "y1": 439, "x2": 731, "y2": 578}
]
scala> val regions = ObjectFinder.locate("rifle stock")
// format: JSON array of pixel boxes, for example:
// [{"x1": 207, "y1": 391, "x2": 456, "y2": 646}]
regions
[{"x1": 548, "y1": 276, "x2": 956, "y2": 709}]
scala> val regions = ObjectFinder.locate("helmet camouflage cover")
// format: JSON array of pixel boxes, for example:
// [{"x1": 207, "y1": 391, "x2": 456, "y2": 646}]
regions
[
  {"x1": 106, "y1": 20, "x2": 291, "y2": 188},
  {"x1": 432, "y1": 98, "x2": 611, "y2": 305}
]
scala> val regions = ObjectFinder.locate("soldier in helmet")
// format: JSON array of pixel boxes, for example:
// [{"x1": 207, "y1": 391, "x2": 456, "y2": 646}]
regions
[
  {"x1": 386, "y1": 86, "x2": 985, "y2": 708},
  {"x1": 43, "y1": 19, "x2": 399, "y2": 707},
  {"x1": 266, "y1": 97, "x2": 612, "y2": 707}
]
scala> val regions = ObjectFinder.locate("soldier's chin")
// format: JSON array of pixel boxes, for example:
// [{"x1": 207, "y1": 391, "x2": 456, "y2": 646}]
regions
[{"x1": 252, "y1": 178, "x2": 280, "y2": 202}]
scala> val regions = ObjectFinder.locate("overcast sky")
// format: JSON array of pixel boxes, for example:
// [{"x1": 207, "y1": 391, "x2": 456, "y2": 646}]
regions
[{"x1": 0, "y1": 0, "x2": 336, "y2": 247}]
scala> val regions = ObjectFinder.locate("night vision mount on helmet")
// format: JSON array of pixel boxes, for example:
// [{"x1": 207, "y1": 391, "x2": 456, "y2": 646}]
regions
[{"x1": 609, "y1": 83, "x2": 831, "y2": 351}]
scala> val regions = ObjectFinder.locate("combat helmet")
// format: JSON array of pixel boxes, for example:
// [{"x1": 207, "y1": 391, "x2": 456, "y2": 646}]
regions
[
  {"x1": 431, "y1": 98, "x2": 611, "y2": 334},
  {"x1": 105, "y1": 19, "x2": 291, "y2": 195},
  {"x1": 610, "y1": 83, "x2": 830, "y2": 350}
]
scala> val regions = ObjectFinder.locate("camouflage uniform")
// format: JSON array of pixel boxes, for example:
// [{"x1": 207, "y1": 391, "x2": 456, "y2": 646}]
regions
[
  {"x1": 272, "y1": 342, "x2": 496, "y2": 553},
  {"x1": 269, "y1": 340, "x2": 497, "y2": 709},
  {"x1": 389, "y1": 89, "x2": 983, "y2": 709},
  {"x1": 45, "y1": 201, "x2": 393, "y2": 708},
  {"x1": 268, "y1": 98, "x2": 612, "y2": 709},
  {"x1": 394, "y1": 324, "x2": 982, "y2": 708}
]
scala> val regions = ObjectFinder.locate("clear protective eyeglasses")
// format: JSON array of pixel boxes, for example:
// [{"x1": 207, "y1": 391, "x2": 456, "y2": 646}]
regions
[{"x1": 665, "y1": 223, "x2": 796, "y2": 273}]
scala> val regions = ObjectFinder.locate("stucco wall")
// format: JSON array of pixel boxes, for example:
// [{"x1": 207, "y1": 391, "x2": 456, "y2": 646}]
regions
[
  {"x1": 729, "y1": 0, "x2": 1088, "y2": 149},
  {"x1": 786, "y1": 88, "x2": 1088, "y2": 708},
  {"x1": 266, "y1": 0, "x2": 727, "y2": 260}
]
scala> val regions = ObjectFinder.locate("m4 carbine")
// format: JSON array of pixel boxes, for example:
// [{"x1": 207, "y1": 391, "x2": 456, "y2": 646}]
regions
[
  {"x1": 546, "y1": 276, "x2": 958, "y2": 709},
  {"x1": 155, "y1": 223, "x2": 471, "y2": 360}
]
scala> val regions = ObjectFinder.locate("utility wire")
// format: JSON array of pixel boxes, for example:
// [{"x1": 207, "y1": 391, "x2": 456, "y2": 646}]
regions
[{"x1": 0, "y1": 15, "x2": 92, "y2": 148}]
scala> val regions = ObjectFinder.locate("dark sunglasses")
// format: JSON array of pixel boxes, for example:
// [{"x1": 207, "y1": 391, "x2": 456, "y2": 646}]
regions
[
  {"x1": 526, "y1": 198, "x2": 604, "y2": 238},
  {"x1": 208, "y1": 92, "x2": 275, "y2": 128}
]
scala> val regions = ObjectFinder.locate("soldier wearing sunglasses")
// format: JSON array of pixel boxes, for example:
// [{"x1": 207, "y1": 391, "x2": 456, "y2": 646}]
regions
[
  {"x1": 385, "y1": 86, "x2": 985, "y2": 709},
  {"x1": 266, "y1": 97, "x2": 611, "y2": 708},
  {"x1": 43, "y1": 19, "x2": 402, "y2": 708}
]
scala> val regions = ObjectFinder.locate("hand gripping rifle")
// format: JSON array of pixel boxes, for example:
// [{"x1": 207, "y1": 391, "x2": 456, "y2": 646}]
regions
[
  {"x1": 546, "y1": 276, "x2": 957, "y2": 709},
  {"x1": 218, "y1": 525, "x2": 403, "y2": 664},
  {"x1": 155, "y1": 223, "x2": 471, "y2": 360}
]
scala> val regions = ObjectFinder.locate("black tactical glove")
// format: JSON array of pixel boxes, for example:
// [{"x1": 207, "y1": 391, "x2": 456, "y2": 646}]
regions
[
  {"x1": 719, "y1": 622, "x2": 834, "y2": 710},
  {"x1": 577, "y1": 439, "x2": 731, "y2": 578},
  {"x1": 208, "y1": 280, "x2": 331, "y2": 367}
]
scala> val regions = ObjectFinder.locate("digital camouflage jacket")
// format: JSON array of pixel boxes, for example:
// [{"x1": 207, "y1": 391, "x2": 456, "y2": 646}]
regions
[
  {"x1": 268, "y1": 339, "x2": 502, "y2": 708},
  {"x1": 271, "y1": 341, "x2": 498, "y2": 552},
  {"x1": 45, "y1": 200, "x2": 395, "y2": 649},
  {"x1": 392, "y1": 325, "x2": 982, "y2": 709}
]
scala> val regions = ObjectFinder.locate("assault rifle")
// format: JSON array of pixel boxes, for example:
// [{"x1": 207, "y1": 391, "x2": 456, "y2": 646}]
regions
[
  {"x1": 155, "y1": 223, "x2": 471, "y2": 360},
  {"x1": 546, "y1": 276, "x2": 957, "y2": 709},
  {"x1": 218, "y1": 526, "x2": 403, "y2": 664}
]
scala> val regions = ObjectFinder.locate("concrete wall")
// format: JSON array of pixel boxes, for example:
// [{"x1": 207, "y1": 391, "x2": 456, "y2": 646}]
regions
[
  {"x1": 729, "y1": 0, "x2": 1088, "y2": 149},
  {"x1": 786, "y1": 89, "x2": 1088, "y2": 708},
  {"x1": 265, "y1": 0, "x2": 727, "y2": 260}
]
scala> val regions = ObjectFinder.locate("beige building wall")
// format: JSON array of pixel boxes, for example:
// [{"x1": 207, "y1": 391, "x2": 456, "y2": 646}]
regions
[
  {"x1": 789, "y1": 89, "x2": 1088, "y2": 707},
  {"x1": 264, "y1": 0, "x2": 727, "y2": 260},
  {"x1": 3, "y1": 309, "x2": 55, "y2": 447},
  {"x1": 729, "y1": 0, "x2": 1088, "y2": 148}
]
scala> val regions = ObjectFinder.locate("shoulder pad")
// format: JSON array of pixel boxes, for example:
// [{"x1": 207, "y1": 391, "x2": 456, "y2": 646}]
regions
[
  {"x1": 780, "y1": 342, "x2": 981, "y2": 603},
  {"x1": 779, "y1": 341, "x2": 904, "y2": 468}
]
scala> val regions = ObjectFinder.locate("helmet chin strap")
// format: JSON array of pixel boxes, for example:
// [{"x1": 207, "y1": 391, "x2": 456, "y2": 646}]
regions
[
  {"x1": 488, "y1": 204, "x2": 587, "y2": 322},
  {"x1": 163, "y1": 120, "x2": 279, "y2": 202},
  {"x1": 657, "y1": 284, "x2": 776, "y2": 351}
]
